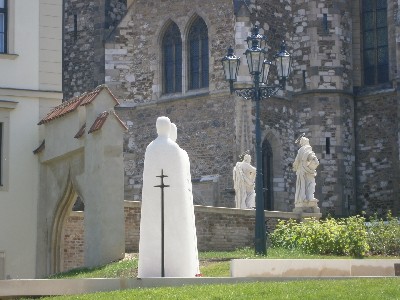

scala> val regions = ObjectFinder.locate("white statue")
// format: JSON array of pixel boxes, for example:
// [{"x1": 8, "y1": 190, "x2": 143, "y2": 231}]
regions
[
  {"x1": 233, "y1": 154, "x2": 256, "y2": 209},
  {"x1": 138, "y1": 117, "x2": 199, "y2": 277},
  {"x1": 169, "y1": 122, "x2": 199, "y2": 271},
  {"x1": 170, "y1": 123, "x2": 192, "y2": 191},
  {"x1": 292, "y1": 135, "x2": 320, "y2": 212}
]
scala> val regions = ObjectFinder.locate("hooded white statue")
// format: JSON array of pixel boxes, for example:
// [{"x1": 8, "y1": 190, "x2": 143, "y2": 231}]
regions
[{"x1": 138, "y1": 116, "x2": 199, "y2": 277}]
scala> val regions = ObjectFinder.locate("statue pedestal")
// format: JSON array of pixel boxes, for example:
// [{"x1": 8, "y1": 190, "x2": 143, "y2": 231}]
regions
[{"x1": 293, "y1": 199, "x2": 320, "y2": 214}]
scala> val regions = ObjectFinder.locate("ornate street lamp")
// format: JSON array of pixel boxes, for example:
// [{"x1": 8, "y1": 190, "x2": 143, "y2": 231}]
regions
[
  {"x1": 221, "y1": 46, "x2": 240, "y2": 91},
  {"x1": 274, "y1": 40, "x2": 291, "y2": 87},
  {"x1": 222, "y1": 26, "x2": 291, "y2": 255}
]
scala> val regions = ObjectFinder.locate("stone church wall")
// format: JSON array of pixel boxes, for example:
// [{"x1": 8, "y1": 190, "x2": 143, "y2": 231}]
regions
[
  {"x1": 104, "y1": 0, "x2": 235, "y2": 103},
  {"x1": 290, "y1": 0, "x2": 353, "y2": 92},
  {"x1": 63, "y1": 0, "x2": 127, "y2": 99},
  {"x1": 294, "y1": 93, "x2": 356, "y2": 216},
  {"x1": 355, "y1": 91, "x2": 400, "y2": 216},
  {"x1": 105, "y1": 0, "x2": 238, "y2": 206},
  {"x1": 116, "y1": 92, "x2": 236, "y2": 208},
  {"x1": 258, "y1": 98, "x2": 297, "y2": 212},
  {"x1": 61, "y1": 0, "x2": 400, "y2": 216},
  {"x1": 248, "y1": 0, "x2": 293, "y2": 56}
]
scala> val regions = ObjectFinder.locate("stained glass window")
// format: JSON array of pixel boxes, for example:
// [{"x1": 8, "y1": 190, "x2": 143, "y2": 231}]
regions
[
  {"x1": 162, "y1": 22, "x2": 182, "y2": 94},
  {"x1": 188, "y1": 18, "x2": 209, "y2": 90},
  {"x1": 362, "y1": 0, "x2": 388, "y2": 85},
  {"x1": 0, "y1": 0, "x2": 6, "y2": 53}
]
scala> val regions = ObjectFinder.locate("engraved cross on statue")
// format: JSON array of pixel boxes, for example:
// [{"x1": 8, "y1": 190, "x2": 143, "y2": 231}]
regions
[{"x1": 154, "y1": 169, "x2": 170, "y2": 277}]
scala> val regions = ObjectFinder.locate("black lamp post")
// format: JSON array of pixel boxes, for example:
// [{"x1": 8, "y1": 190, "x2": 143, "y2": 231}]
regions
[{"x1": 222, "y1": 26, "x2": 291, "y2": 255}]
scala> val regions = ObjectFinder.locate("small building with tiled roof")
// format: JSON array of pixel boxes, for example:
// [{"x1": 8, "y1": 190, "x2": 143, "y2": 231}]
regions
[
  {"x1": 35, "y1": 85, "x2": 127, "y2": 276},
  {"x1": 36, "y1": 85, "x2": 126, "y2": 163}
]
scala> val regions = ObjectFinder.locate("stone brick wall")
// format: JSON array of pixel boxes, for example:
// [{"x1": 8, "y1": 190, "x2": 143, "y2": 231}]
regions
[
  {"x1": 248, "y1": 0, "x2": 293, "y2": 57},
  {"x1": 294, "y1": 92, "x2": 356, "y2": 216},
  {"x1": 351, "y1": 1, "x2": 362, "y2": 87},
  {"x1": 62, "y1": 0, "x2": 400, "y2": 218},
  {"x1": 351, "y1": 0, "x2": 400, "y2": 217},
  {"x1": 117, "y1": 92, "x2": 236, "y2": 208},
  {"x1": 290, "y1": 0, "x2": 353, "y2": 92},
  {"x1": 61, "y1": 201, "x2": 313, "y2": 271},
  {"x1": 63, "y1": 0, "x2": 127, "y2": 99},
  {"x1": 194, "y1": 205, "x2": 295, "y2": 251},
  {"x1": 105, "y1": 0, "x2": 127, "y2": 35},
  {"x1": 103, "y1": 0, "x2": 238, "y2": 207},
  {"x1": 355, "y1": 91, "x2": 400, "y2": 216},
  {"x1": 105, "y1": 0, "x2": 234, "y2": 103},
  {"x1": 259, "y1": 98, "x2": 297, "y2": 211}
]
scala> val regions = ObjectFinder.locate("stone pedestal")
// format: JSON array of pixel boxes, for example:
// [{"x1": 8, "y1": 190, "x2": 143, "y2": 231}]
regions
[{"x1": 293, "y1": 198, "x2": 320, "y2": 214}]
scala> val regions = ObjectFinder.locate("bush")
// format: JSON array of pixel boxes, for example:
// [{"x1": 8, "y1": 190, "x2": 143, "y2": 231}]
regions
[
  {"x1": 366, "y1": 211, "x2": 400, "y2": 256},
  {"x1": 270, "y1": 216, "x2": 370, "y2": 257}
]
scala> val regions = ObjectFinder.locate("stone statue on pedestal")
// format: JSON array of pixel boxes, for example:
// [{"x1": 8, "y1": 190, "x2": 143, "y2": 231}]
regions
[
  {"x1": 233, "y1": 154, "x2": 256, "y2": 209},
  {"x1": 292, "y1": 134, "x2": 320, "y2": 213}
]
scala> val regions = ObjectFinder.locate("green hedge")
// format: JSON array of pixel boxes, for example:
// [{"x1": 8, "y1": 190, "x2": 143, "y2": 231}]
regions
[
  {"x1": 270, "y1": 213, "x2": 400, "y2": 257},
  {"x1": 366, "y1": 211, "x2": 400, "y2": 256},
  {"x1": 270, "y1": 216, "x2": 368, "y2": 257}
]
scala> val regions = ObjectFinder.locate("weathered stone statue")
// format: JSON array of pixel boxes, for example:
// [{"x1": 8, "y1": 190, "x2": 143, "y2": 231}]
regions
[
  {"x1": 138, "y1": 117, "x2": 199, "y2": 277},
  {"x1": 233, "y1": 154, "x2": 256, "y2": 209},
  {"x1": 293, "y1": 134, "x2": 320, "y2": 213}
]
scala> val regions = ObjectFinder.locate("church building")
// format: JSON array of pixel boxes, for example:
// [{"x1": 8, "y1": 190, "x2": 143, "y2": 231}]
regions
[{"x1": 63, "y1": 0, "x2": 400, "y2": 217}]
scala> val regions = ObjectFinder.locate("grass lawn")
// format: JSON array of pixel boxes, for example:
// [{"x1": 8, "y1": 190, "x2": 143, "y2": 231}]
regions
[
  {"x1": 51, "y1": 247, "x2": 352, "y2": 279},
  {"x1": 38, "y1": 248, "x2": 399, "y2": 299},
  {"x1": 38, "y1": 278, "x2": 400, "y2": 300},
  {"x1": 49, "y1": 258, "x2": 138, "y2": 279},
  {"x1": 50, "y1": 248, "x2": 398, "y2": 279}
]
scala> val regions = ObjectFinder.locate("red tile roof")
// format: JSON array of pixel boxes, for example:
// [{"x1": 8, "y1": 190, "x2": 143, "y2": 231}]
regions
[
  {"x1": 38, "y1": 85, "x2": 120, "y2": 125},
  {"x1": 88, "y1": 110, "x2": 128, "y2": 134},
  {"x1": 88, "y1": 111, "x2": 109, "y2": 134}
]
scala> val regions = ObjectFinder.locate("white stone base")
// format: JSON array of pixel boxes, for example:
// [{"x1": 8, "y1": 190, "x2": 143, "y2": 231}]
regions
[
  {"x1": 293, "y1": 198, "x2": 320, "y2": 213},
  {"x1": 231, "y1": 259, "x2": 400, "y2": 277}
]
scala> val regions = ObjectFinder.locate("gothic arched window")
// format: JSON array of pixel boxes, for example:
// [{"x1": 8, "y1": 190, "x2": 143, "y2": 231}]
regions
[
  {"x1": 362, "y1": 0, "x2": 388, "y2": 86},
  {"x1": 162, "y1": 22, "x2": 182, "y2": 94},
  {"x1": 188, "y1": 18, "x2": 209, "y2": 90}
]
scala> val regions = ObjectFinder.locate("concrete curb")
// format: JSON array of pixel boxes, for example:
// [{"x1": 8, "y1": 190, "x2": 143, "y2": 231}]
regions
[{"x1": 0, "y1": 276, "x2": 398, "y2": 298}]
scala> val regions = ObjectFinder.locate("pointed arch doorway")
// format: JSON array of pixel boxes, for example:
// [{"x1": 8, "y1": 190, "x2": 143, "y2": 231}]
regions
[
  {"x1": 50, "y1": 179, "x2": 83, "y2": 274},
  {"x1": 262, "y1": 139, "x2": 274, "y2": 210}
]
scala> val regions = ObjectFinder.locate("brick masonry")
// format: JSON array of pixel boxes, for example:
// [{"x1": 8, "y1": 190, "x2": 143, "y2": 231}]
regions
[
  {"x1": 62, "y1": 213, "x2": 84, "y2": 272},
  {"x1": 62, "y1": 0, "x2": 400, "y2": 217},
  {"x1": 61, "y1": 201, "x2": 315, "y2": 272}
]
